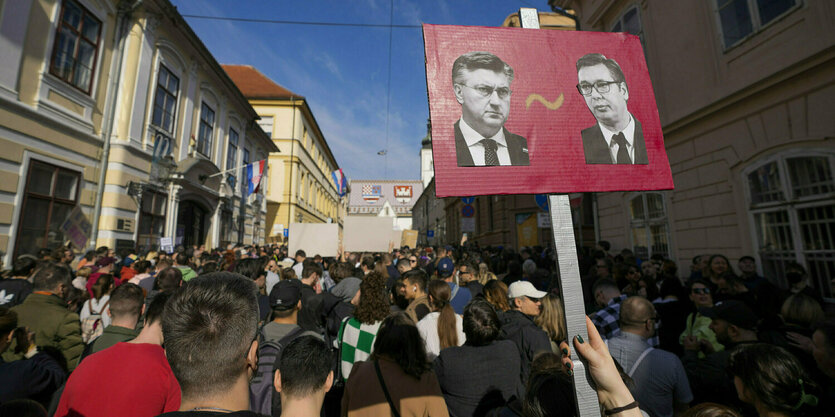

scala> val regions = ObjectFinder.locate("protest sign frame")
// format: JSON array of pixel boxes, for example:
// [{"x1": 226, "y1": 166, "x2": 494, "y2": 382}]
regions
[{"x1": 289, "y1": 223, "x2": 339, "y2": 257}]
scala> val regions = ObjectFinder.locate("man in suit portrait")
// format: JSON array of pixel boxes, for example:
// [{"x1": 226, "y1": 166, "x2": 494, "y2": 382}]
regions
[
  {"x1": 452, "y1": 51, "x2": 529, "y2": 167},
  {"x1": 576, "y1": 53, "x2": 648, "y2": 165}
]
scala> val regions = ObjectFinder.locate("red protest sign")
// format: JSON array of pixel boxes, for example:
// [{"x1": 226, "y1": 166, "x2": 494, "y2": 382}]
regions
[{"x1": 423, "y1": 24, "x2": 673, "y2": 197}]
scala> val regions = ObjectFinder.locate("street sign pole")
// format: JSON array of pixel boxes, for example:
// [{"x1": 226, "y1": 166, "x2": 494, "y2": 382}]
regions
[{"x1": 519, "y1": 8, "x2": 599, "y2": 417}]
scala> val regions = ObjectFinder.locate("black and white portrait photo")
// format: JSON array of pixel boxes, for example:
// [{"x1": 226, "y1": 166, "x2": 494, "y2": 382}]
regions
[
  {"x1": 576, "y1": 53, "x2": 648, "y2": 165},
  {"x1": 452, "y1": 51, "x2": 529, "y2": 167}
]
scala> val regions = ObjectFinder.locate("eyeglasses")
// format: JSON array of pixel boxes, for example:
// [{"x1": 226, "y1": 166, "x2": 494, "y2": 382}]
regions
[
  {"x1": 458, "y1": 83, "x2": 512, "y2": 99},
  {"x1": 576, "y1": 80, "x2": 620, "y2": 96},
  {"x1": 692, "y1": 288, "x2": 711, "y2": 295}
]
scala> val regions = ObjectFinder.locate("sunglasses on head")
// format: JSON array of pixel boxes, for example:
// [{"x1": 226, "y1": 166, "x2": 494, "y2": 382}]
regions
[{"x1": 692, "y1": 288, "x2": 710, "y2": 295}]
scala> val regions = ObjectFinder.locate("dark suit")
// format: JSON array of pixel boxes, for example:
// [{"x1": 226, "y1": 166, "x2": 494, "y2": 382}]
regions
[
  {"x1": 455, "y1": 120, "x2": 530, "y2": 167},
  {"x1": 581, "y1": 117, "x2": 648, "y2": 164}
]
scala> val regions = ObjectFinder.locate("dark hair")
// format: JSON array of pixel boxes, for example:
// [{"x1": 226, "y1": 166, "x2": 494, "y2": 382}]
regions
[
  {"x1": 32, "y1": 262, "x2": 71, "y2": 292},
  {"x1": 156, "y1": 267, "x2": 183, "y2": 292},
  {"x1": 739, "y1": 255, "x2": 756, "y2": 264},
  {"x1": 463, "y1": 299, "x2": 501, "y2": 346},
  {"x1": 91, "y1": 274, "x2": 114, "y2": 300},
  {"x1": 201, "y1": 261, "x2": 218, "y2": 274},
  {"x1": 175, "y1": 252, "x2": 189, "y2": 266},
  {"x1": 133, "y1": 260, "x2": 151, "y2": 274},
  {"x1": 83, "y1": 250, "x2": 96, "y2": 262},
  {"x1": 145, "y1": 291, "x2": 171, "y2": 325},
  {"x1": 301, "y1": 262, "x2": 323, "y2": 279},
  {"x1": 360, "y1": 256, "x2": 375, "y2": 271},
  {"x1": 592, "y1": 277, "x2": 619, "y2": 294},
  {"x1": 707, "y1": 254, "x2": 731, "y2": 278},
  {"x1": 371, "y1": 313, "x2": 431, "y2": 379},
  {"x1": 108, "y1": 283, "x2": 144, "y2": 319},
  {"x1": 295, "y1": 250, "x2": 306, "y2": 258},
  {"x1": 576, "y1": 53, "x2": 626, "y2": 85},
  {"x1": 523, "y1": 352, "x2": 576, "y2": 417},
  {"x1": 0, "y1": 398, "x2": 48, "y2": 417},
  {"x1": 680, "y1": 403, "x2": 742, "y2": 417},
  {"x1": 0, "y1": 307, "x2": 17, "y2": 335},
  {"x1": 427, "y1": 280, "x2": 458, "y2": 349},
  {"x1": 402, "y1": 269, "x2": 428, "y2": 291},
  {"x1": 353, "y1": 272, "x2": 390, "y2": 324},
  {"x1": 597, "y1": 240, "x2": 611, "y2": 251},
  {"x1": 96, "y1": 246, "x2": 109, "y2": 256},
  {"x1": 12, "y1": 257, "x2": 36, "y2": 277},
  {"x1": 234, "y1": 258, "x2": 262, "y2": 281},
  {"x1": 727, "y1": 343, "x2": 819, "y2": 414},
  {"x1": 638, "y1": 275, "x2": 660, "y2": 301},
  {"x1": 162, "y1": 272, "x2": 259, "y2": 399},
  {"x1": 452, "y1": 51, "x2": 514, "y2": 84},
  {"x1": 659, "y1": 275, "x2": 685, "y2": 299},
  {"x1": 278, "y1": 336, "x2": 333, "y2": 397}
]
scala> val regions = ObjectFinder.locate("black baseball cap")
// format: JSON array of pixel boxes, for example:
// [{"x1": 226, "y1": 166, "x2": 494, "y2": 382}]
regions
[
  {"x1": 269, "y1": 280, "x2": 301, "y2": 310},
  {"x1": 700, "y1": 300, "x2": 759, "y2": 330}
]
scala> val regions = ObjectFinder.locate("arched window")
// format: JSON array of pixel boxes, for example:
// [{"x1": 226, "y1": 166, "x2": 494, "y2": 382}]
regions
[
  {"x1": 629, "y1": 192, "x2": 670, "y2": 260},
  {"x1": 745, "y1": 152, "x2": 835, "y2": 298}
]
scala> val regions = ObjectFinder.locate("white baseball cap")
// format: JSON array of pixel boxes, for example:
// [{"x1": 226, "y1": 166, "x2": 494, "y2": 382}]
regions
[{"x1": 507, "y1": 280, "x2": 547, "y2": 299}]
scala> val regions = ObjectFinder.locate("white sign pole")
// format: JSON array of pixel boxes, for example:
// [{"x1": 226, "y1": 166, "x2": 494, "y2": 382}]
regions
[{"x1": 518, "y1": 8, "x2": 599, "y2": 417}]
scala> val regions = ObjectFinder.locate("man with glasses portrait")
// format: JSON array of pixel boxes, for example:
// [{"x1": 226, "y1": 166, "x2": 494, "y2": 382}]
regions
[
  {"x1": 576, "y1": 53, "x2": 648, "y2": 165},
  {"x1": 452, "y1": 51, "x2": 529, "y2": 167}
]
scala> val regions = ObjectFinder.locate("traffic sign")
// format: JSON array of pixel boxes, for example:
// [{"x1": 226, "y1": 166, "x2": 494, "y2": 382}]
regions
[
  {"x1": 427, "y1": 230, "x2": 435, "y2": 238},
  {"x1": 461, "y1": 204, "x2": 475, "y2": 218},
  {"x1": 283, "y1": 228, "x2": 289, "y2": 238},
  {"x1": 461, "y1": 196, "x2": 475, "y2": 205},
  {"x1": 535, "y1": 194, "x2": 549, "y2": 211}
]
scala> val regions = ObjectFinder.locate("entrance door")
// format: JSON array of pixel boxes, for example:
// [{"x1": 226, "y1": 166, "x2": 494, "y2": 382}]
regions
[{"x1": 177, "y1": 200, "x2": 208, "y2": 247}]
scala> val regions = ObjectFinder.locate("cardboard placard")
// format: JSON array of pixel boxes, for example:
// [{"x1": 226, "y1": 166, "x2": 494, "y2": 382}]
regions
[
  {"x1": 343, "y1": 217, "x2": 397, "y2": 252},
  {"x1": 289, "y1": 223, "x2": 339, "y2": 257},
  {"x1": 423, "y1": 24, "x2": 673, "y2": 197},
  {"x1": 401, "y1": 229, "x2": 418, "y2": 248}
]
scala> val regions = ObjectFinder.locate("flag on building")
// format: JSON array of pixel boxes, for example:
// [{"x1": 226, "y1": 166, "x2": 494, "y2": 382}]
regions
[
  {"x1": 332, "y1": 169, "x2": 347, "y2": 197},
  {"x1": 245, "y1": 160, "x2": 265, "y2": 197}
]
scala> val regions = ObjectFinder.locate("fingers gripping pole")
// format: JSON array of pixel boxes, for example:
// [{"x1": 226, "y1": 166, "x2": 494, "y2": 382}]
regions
[{"x1": 549, "y1": 194, "x2": 601, "y2": 417}]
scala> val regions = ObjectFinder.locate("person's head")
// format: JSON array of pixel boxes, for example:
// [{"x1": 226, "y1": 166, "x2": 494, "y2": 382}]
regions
[
  {"x1": 456, "y1": 260, "x2": 477, "y2": 283},
  {"x1": 95, "y1": 256, "x2": 116, "y2": 273},
  {"x1": 462, "y1": 299, "x2": 501, "y2": 346},
  {"x1": 12, "y1": 257, "x2": 36, "y2": 278},
  {"x1": 811, "y1": 319, "x2": 835, "y2": 379},
  {"x1": 592, "y1": 278, "x2": 621, "y2": 307},
  {"x1": 269, "y1": 280, "x2": 302, "y2": 320},
  {"x1": 162, "y1": 272, "x2": 260, "y2": 402},
  {"x1": 534, "y1": 293, "x2": 566, "y2": 343},
  {"x1": 575, "y1": 53, "x2": 629, "y2": 131},
  {"x1": 359, "y1": 256, "x2": 375, "y2": 274},
  {"x1": 174, "y1": 252, "x2": 189, "y2": 267},
  {"x1": 436, "y1": 257, "x2": 455, "y2": 281},
  {"x1": 640, "y1": 261, "x2": 656, "y2": 278},
  {"x1": 508, "y1": 281, "x2": 546, "y2": 316},
  {"x1": 737, "y1": 256, "x2": 756, "y2": 275},
  {"x1": 397, "y1": 257, "x2": 413, "y2": 275},
  {"x1": 624, "y1": 264, "x2": 641, "y2": 283},
  {"x1": 91, "y1": 273, "x2": 114, "y2": 300},
  {"x1": 133, "y1": 260, "x2": 151, "y2": 275},
  {"x1": 679, "y1": 403, "x2": 742, "y2": 417},
  {"x1": 353, "y1": 271, "x2": 389, "y2": 325},
  {"x1": 144, "y1": 291, "x2": 171, "y2": 329},
  {"x1": 618, "y1": 296, "x2": 657, "y2": 338},
  {"x1": 637, "y1": 275, "x2": 659, "y2": 301},
  {"x1": 266, "y1": 258, "x2": 278, "y2": 273},
  {"x1": 595, "y1": 257, "x2": 612, "y2": 279},
  {"x1": 785, "y1": 262, "x2": 807, "y2": 286},
  {"x1": 780, "y1": 293, "x2": 825, "y2": 329},
  {"x1": 402, "y1": 269, "x2": 428, "y2": 300},
  {"x1": 522, "y1": 259, "x2": 537, "y2": 278},
  {"x1": 523, "y1": 352, "x2": 576, "y2": 417},
  {"x1": 294, "y1": 250, "x2": 306, "y2": 263},
  {"x1": 427, "y1": 279, "x2": 459, "y2": 349},
  {"x1": 155, "y1": 258, "x2": 172, "y2": 271},
  {"x1": 107, "y1": 283, "x2": 144, "y2": 324},
  {"x1": 452, "y1": 51, "x2": 515, "y2": 138},
  {"x1": 688, "y1": 280, "x2": 713, "y2": 308},
  {"x1": 0, "y1": 398, "x2": 48, "y2": 417},
  {"x1": 371, "y1": 313, "x2": 430, "y2": 379},
  {"x1": 301, "y1": 262, "x2": 323, "y2": 286},
  {"x1": 704, "y1": 300, "x2": 759, "y2": 345},
  {"x1": 483, "y1": 279, "x2": 511, "y2": 312},
  {"x1": 156, "y1": 267, "x2": 183, "y2": 292},
  {"x1": 707, "y1": 254, "x2": 730, "y2": 278},
  {"x1": 281, "y1": 267, "x2": 297, "y2": 281},
  {"x1": 275, "y1": 336, "x2": 333, "y2": 405},
  {"x1": 728, "y1": 343, "x2": 819, "y2": 415}
]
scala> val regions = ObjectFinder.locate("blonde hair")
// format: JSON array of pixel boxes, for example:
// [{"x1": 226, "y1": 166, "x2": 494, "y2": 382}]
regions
[
  {"x1": 76, "y1": 266, "x2": 93, "y2": 279},
  {"x1": 477, "y1": 263, "x2": 497, "y2": 285},
  {"x1": 483, "y1": 280, "x2": 510, "y2": 312},
  {"x1": 535, "y1": 293, "x2": 567, "y2": 343}
]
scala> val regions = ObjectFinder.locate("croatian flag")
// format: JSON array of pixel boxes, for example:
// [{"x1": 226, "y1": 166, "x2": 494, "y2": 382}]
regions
[
  {"x1": 245, "y1": 160, "x2": 265, "y2": 197},
  {"x1": 331, "y1": 169, "x2": 347, "y2": 197}
]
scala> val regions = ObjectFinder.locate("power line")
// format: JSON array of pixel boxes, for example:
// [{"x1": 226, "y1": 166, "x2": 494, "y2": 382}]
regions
[{"x1": 180, "y1": 14, "x2": 421, "y2": 29}]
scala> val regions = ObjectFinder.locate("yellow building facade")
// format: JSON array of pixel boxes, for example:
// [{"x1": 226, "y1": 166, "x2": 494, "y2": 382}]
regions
[
  {"x1": 0, "y1": 0, "x2": 276, "y2": 265},
  {"x1": 223, "y1": 66, "x2": 345, "y2": 243}
]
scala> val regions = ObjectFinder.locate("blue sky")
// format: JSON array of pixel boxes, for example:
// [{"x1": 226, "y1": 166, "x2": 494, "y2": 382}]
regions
[{"x1": 171, "y1": 0, "x2": 543, "y2": 180}]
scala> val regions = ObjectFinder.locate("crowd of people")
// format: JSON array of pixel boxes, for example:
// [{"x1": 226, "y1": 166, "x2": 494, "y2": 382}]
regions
[{"x1": 0, "y1": 240, "x2": 832, "y2": 417}]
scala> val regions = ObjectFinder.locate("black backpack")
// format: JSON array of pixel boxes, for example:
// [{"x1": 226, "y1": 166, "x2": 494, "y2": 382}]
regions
[{"x1": 249, "y1": 326, "x2": 306, "y2": 416}]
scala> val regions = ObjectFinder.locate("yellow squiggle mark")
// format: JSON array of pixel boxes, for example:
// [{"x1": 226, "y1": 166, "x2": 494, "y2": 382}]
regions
[{"x1": 526, "y1": 93, "x2": 564, "y2": 110}]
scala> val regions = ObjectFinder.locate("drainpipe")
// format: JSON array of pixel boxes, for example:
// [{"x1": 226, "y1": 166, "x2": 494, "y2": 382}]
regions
[
  {"x1": 90, "y1": 0, "x2": 142, "y2": 249},
  {"x1": 286, "y1": 97, "x2": 296, "y2": 236}
]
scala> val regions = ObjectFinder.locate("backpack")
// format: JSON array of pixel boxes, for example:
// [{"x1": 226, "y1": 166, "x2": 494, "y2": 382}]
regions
[
  {"x1": 250, "y1": 326, "x2": 307, "y2": 416},
  {"x1": 81, "y1": 299, "x2": 109, "y2": 343}
]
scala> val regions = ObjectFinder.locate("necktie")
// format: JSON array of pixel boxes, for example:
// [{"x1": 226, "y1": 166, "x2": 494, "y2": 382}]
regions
[
  {"x1": 480, "y1": 139, "x2": 499, "y2": 166},
  {"x1": 612, "y1": 132, "x2": 631, "y2": 164}
]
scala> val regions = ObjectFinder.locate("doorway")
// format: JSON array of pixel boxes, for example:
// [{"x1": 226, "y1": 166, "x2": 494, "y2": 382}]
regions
[{"x1": 177, "y1": 200, "x2": 208, "y2": 247}]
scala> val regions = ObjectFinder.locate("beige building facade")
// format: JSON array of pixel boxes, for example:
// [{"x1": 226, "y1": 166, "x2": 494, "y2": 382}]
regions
[
  {"x1": 223, "y1": 66, "x2": 345, "y2": 243},
  {"x1": 552, "y1": 1, "x2": 834, "y2": 299},
  {"x1": 0, "y1": 0, "x2": 276, "y2": 265}
]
